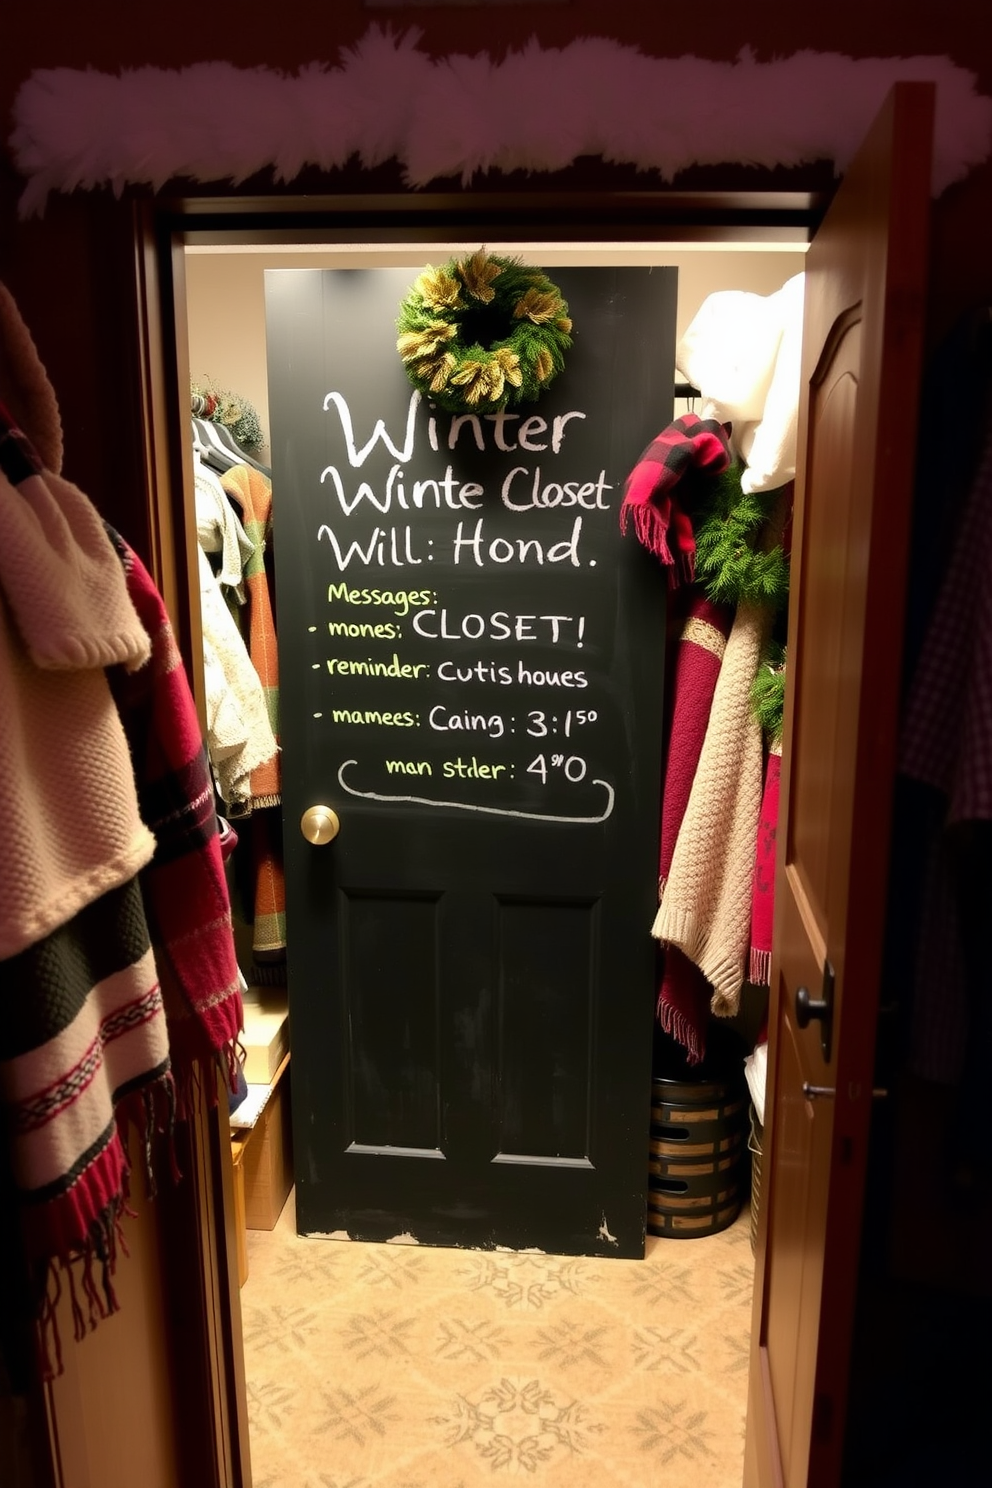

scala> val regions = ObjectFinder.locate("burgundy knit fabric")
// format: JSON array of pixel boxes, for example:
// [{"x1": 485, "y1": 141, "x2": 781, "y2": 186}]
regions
[
  {"x1": 748, "y1": 749, "x2": 781, "y2": 987},
  {"x1": 656, "y1": 589, "x2": 733, "y2": 1061},
  {"x1": 106, "y1": 536, "x2": 243, "y2": 1111}
]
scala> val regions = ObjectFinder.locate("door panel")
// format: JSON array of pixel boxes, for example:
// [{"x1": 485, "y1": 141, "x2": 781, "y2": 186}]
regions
[
  {"x1": 266, "y1": 265, "x2": 676, "y2": 1256},
  {"x1": 745, "y1": 83, "x2": 934, "y2": 1488},
  {"x1": 343, "y1": 890, "x2": 442, "y2": 1150},
  {"x1": 494, "y1": 896, "x2": 596, "y2": 1161}
]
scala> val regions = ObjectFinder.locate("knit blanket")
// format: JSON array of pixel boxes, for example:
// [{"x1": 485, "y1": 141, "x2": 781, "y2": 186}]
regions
[
  {"x1": 106, "y1": 533, "x2": 243, "y2": 1110},
  {"x1": 655, "y1": 589, "x2": 733, "y2": 1060},
  {"x1": 654, "y1": 599, "x2": 770, "y2": 1015},
  {"x1": 0, "y1": 402, "x2": 155, "y2": 960},
  {"x1": 0, "y1": 878, "x2": 174, "y2": 1375},
  {"x1": 0, "y1": 311, "x2": 172, "y2": 1377}
]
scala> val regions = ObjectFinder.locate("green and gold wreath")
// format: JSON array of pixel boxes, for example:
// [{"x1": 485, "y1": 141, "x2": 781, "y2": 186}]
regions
[{"x1": 396, "y1": 251, "x2": 572, "y2": 415}]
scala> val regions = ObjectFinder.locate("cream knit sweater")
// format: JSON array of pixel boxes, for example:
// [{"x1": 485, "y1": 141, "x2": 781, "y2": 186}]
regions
[
  {"x1": 0, "y1": 282, "x2": 155, "y2": 960},
  {"x1": 652, "y1": 598, "x2": 770, "y2": 1015}
]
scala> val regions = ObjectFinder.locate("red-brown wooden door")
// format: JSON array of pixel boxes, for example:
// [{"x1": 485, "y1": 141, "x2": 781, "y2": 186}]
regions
[{"x1": 744, "y1": 83, "x2": 934, "y2": 1488}]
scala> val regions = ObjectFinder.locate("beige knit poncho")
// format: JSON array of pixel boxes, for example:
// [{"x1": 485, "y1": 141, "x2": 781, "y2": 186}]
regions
[{"x1": 0, "y1": 280, "x2": 155, "y2": 959}]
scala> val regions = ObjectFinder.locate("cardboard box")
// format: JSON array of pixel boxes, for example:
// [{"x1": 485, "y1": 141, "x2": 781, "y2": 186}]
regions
[
  {"x1": 241, "y1": 992, "x2": 290, "y2": 1084},
  {"x1": 237, "y1": 1053, "x2": 293, "y2": 1231}
]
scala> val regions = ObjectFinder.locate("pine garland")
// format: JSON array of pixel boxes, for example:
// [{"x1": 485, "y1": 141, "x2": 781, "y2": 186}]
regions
[
  {"x1": 751, "y1": 644, "x2": 787, "y2": 744},
  {"x1": 691, "y1": 463, "x2": 791, "y2": 612}
]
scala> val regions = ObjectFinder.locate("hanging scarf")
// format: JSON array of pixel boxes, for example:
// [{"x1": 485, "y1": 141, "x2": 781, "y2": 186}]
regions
[
  {"x1": 748, "y1": 745, "x2": 782, "y2": 987},
  {"x1": 654, "y1": 599, "x2": 770, "y2": 1015},
  {"x1": 655, "y1": 589, "x2": 733, "y2": 1061},
  {"x1": 0, "y1": 879, "x2": 173, "y2": 1377},
  {"x1": 619, "y1": 413, "x2": 731, "y2": 586},
  {"x1": 105, "y1": 532, "x2": 243, "y2": 1111},
  {"x1": 0, "y1": 399, "x2": 171, "y2": 1377}
]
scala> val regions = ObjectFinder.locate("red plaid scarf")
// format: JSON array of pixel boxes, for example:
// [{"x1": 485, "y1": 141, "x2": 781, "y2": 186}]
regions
[
  {"x1": 620, "y1": 414, "x2": 732, "y2": 586},
  {"x1": 106, "y1": 534, "x2": 243, "y2": 1111}
]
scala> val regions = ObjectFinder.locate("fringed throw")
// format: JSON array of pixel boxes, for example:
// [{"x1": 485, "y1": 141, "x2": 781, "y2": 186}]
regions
[
  {"x1": 105, "y1": 533, "x2": 243, "y2": 1114},
  {"x1": 0, "y1": 877, "x2": 175, "y2": 1378},
  {"x1": 654, "y1": 600, "x2": 771, "y2": 1016},
  {"x1": 655, "y1": 590, "x2": 733, "y2": 1060}
]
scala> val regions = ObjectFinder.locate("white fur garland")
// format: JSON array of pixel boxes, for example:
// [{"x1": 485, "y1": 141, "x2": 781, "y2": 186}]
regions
[{"x1": 10, "y1": 27, "x2": 992, "y2": 216}]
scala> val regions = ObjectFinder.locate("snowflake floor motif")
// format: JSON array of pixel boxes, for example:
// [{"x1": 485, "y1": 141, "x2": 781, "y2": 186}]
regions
[
  {"x1": 434, "y1": 1375, "x2": 606, "y2": 1474},
  {"x1": 242, "y1": 1194, "x2": 753, "y2": 1488}
]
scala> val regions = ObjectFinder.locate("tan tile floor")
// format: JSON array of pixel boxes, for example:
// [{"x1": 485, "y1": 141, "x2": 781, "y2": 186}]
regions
[{"x1": 242, "y1": 1193, "x2": 753, "y2": 1488}]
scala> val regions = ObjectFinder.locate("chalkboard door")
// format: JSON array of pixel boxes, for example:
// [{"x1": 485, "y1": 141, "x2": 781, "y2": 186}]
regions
[{"x1": 265, "y1": 264, "x2": 675, "y2": 1256}]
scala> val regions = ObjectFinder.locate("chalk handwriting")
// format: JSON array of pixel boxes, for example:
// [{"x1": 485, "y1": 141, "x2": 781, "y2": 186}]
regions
[{"x1": 337, "y1": 759, "x2": 615, "y2": 824}]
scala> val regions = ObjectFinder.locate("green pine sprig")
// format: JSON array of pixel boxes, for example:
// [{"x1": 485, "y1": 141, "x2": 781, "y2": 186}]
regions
[
  {"x1": 750, "y1": 643, "x2": 787, "y2": 743},
  {"x1": 691, "y1": 463, "x2": 791, "y2": 613}
]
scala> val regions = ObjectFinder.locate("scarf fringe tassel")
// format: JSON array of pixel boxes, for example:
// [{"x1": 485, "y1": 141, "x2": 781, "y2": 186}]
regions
[
  {"x1": 620, "y1": 497, "x2": 697, "y2": 586},
  {"x1": 35, "y1": 1199, "x2": 126, "y2": 1381},
  {"x1": 31, "y1": 1072, "x2": 182, "y2": 1380},
  {"x1": 653, "y1": 900, "x2": 745, "y2": 1017},
  {"x1": 749, "y1": 946, "x2": 772, "y2": 987},
  {"x1": 657, "y1": 990, "x2": 705, "y2": 1065}
]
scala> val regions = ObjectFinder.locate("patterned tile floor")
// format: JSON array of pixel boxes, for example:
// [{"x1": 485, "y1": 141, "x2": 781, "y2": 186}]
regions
[{"x1": 242, "y1": 1192, "x2": 753, "y2": 1488}]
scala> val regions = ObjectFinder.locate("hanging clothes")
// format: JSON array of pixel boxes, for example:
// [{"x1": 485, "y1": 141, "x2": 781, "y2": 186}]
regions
[
  {"x1": 654, "y1": 589, "x2": 733, "y2": 1060},
  {"x1": 219, "y1": 464, "x2": 280, "y2": 809},
  {"x1": 620, "y1": 402, "x2": 791, "y2": 1062},
  {"x1": 0, "y1": 293, "x2": 171, "y2": 1374},
  {"x1": 219, "y1": 462, "x2": 286, "y2": 961},
  {"x1": 105, "y1": 530, "x2": 243, "y2": 1110},
  {"x1": 194, "y1": 451, "x2": 254, "y2": 597},
  {"x1": 654, "y1": 597, "x2": 771, "y2": 1015},
  {"x1": 192, "y1": 414, "x2": 270, "y2": 477},
  {"x1": 0, "y1": 405, "x2": 155, "y2": 957},
  {"x1": 197, "y1": 543, "x2": 278, "y2": 814}
]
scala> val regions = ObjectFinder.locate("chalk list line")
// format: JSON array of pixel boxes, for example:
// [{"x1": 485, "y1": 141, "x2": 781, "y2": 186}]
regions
[{"x1": 336, "y1": 760, "x2": 615, "y2": 824}]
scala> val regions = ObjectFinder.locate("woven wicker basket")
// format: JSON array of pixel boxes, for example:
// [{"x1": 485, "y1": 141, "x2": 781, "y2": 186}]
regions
[{"x1": 748, "y1": 1105, "x2": 763, "y2": 1254}]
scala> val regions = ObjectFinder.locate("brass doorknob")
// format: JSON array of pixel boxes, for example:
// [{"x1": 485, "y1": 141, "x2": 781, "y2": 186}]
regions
[{"x1": 300, "y1": 805, "x2": 340, "y2": 845}]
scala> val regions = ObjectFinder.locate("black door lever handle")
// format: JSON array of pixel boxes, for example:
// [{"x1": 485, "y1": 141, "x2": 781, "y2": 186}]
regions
[
  {"x1": 795, "y1": 985, "x2": 830, "y2": 1027},
  {"x1": 795, "y1": 961, "x2": 834, "y2": 1062}
]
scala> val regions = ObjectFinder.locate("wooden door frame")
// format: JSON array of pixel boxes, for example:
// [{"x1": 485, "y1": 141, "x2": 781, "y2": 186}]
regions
[{"x1": 131, "y1": 180, "x2": 826, "y2": 1488}]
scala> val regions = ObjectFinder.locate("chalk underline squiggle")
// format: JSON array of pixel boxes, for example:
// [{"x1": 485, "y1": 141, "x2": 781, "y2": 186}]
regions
[{"x1": 336, "y1": 760, "x2": 614, "y2": 824}]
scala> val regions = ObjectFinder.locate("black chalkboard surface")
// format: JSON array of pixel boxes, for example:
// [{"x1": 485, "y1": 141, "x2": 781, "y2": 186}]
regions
[{"x1": 266, "y1": 263, "x2": 676, "y2": 1255}]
